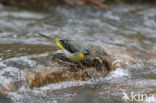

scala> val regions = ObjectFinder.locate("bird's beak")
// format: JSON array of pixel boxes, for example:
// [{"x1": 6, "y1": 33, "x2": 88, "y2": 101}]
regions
[{"x1": 83, "y1": 51, "x2": 91, "y2": 56}]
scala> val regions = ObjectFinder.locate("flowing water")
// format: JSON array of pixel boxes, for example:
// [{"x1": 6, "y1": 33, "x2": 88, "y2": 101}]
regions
[{"x1": 0, "y1": 3, "x2": 156, "y2": 103}]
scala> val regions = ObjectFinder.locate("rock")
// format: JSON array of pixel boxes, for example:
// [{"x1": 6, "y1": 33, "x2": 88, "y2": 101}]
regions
[
  {"x1": 0, "y1": 0, "x2": 109, "y2": 9},
  {"x1": 0, "y1": 81, "x2": 24, "y2": 95},
  {"x1": 26, "y1": 45, "x2": 113, "y2": 89},
  {"x1": 0, "y1": 45, "x2": 114, "y2": 95}
]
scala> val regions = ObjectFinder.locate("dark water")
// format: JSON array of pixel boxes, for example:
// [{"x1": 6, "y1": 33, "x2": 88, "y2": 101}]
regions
[{"x1": 0, "y1": 3, "x2": 156, "y2": 103}]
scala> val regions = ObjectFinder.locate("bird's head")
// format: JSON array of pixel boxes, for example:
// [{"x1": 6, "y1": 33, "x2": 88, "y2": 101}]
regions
[{"x1": 82, "y1": 48, "x2": 91, "y2": 56}]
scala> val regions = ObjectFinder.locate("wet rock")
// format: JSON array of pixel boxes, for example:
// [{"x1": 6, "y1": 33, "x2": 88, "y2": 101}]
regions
[
  {"x1": 0, "y1": 0, "x2": 155, "y2": 9},
  {"x1": 26, "y1": 45, "x2": 113, "y2": 89},
  {"x1": 0, "y1": 83, "x2": 14, "y2": 95},
  {"x1": 0, "y1": 45, "x2": 113, "y2": 95},
  {"x1": 0, "y1": 0, "x2": 109, "y2": 9},
  {"x1": 0, "y1": 80, "x2": 24, "y2": 95},
  {"x1": 1, "y1": 43, "x2": 139, "y2": 95},
  {"x1": 64, "y1": 0, "x2": 109, "y2": 9},
  {"x1": 0, "y1": 43, "x2": 141, "y2": 95}
]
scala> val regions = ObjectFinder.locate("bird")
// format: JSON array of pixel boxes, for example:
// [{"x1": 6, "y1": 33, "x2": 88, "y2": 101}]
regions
[{"x1": 38, "y1": 33, "x2": 91, "y2": 62}]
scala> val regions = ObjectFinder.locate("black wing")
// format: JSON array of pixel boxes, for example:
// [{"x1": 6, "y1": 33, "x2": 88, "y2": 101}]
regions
[{"x1": 59, "y1": 40, "x2": 80, "y2": 53}]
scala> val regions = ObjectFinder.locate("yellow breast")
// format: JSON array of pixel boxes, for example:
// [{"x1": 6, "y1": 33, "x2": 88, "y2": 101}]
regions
[{"x1": 63, "y1": 50, "x2": 85, "y2": 62}]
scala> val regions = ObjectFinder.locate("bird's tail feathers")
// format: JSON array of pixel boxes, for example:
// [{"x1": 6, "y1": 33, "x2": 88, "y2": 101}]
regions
[
  {"x1": 38, "y1": 33, "x2": 57, "y2": 43},
  {"x1": 38, "y1": 33, "x2": 64, "y2": 50}
]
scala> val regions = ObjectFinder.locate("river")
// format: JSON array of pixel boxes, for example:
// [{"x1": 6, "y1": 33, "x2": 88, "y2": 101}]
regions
[{"x1": 0, "y1": 3, "x2": 156, "y2": 103}]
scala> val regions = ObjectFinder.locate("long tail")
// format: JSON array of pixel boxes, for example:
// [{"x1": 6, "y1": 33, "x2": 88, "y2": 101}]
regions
[
  {"x1": 38, "y1": 33, "x2": 56, "y2": 43},
  {"x1": 38, "y1": 33, "x2": 64, "y2": 50}
]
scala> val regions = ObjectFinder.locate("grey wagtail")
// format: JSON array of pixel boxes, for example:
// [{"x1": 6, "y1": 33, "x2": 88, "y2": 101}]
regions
[{"x1": 38, "y1": 33, "x2": 91, "y2": 62}]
